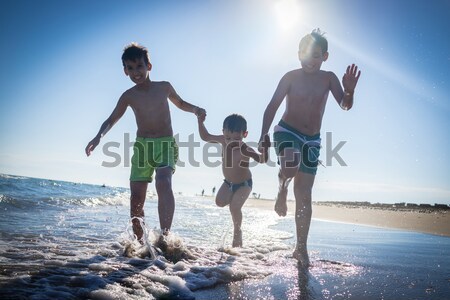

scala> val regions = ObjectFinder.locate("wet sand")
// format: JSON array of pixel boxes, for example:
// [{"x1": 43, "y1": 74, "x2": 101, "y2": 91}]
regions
[
  {"x1": 193, "y1": 226, "x2": 450, "y2": 300},
  {"x1": 192, "y1": 198, "x2": 450, "y2": 299},
  {"x1": 245, "y1": 198, "x2": 450, "y2": 237}
]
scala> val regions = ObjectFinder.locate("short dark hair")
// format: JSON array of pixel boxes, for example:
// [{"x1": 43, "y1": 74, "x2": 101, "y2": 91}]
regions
[
  {"x1": 299, "y1": 28, "x2": 328, "y2": 54},
  {"x1": 121, "y1": 43, "x2": 150, "y2": 66},
  {"x1": 311, "y1": 28, "x2": 328, "y2": 53},
  {"x1": 223, "y1": 114, "x2": 247, "y2": 133}
]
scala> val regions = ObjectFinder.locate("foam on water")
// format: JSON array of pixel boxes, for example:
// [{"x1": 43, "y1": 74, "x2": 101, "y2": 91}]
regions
[
  {"x1": 0, "y1": 179, "x2": 291, "y2": 299},
  {"x1": 0, "y1": 224, "x2": 291, "y2": 299},
  {"x1": 1, "y1": 175, "x2": 449, "y2": 299}
]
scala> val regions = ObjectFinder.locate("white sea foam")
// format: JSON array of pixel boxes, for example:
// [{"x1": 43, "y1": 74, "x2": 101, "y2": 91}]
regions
[
  {"x1": 21, "y1": 228, "x2": 281, "y2": 298},
  {"x1": 1, "y1": 175, "x2": 449, "y2": 299}
]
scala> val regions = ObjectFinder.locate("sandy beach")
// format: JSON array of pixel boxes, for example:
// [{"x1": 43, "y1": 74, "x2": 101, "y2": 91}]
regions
[{"x1": 245, "y1": 198, "x2": 450, "y2": 237}]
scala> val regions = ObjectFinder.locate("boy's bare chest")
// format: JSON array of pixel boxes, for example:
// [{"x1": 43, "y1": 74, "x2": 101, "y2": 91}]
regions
[
  {"x1": 222, "y1": 146, "x2": 248, "y2": 167},
  {"x1": 129, "y1": 89, "x2": 169, "y2": 112},
  {"x1": 289, "y1": 77, "x2": 329, "y2": 99}
]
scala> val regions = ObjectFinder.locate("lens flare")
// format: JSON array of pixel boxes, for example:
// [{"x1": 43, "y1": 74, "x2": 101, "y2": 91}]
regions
[{"x1": 274, "y1": 0, "x2": 301, "y2": 31}]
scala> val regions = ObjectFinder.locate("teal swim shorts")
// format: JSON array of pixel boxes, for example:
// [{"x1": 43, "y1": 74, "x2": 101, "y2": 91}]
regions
[
  {"x1": 273, "y1": 120, "x2": 321, "y2": 175},
  {"x1": 130, "y1": 136, "x2": 178, "y2": 182}
]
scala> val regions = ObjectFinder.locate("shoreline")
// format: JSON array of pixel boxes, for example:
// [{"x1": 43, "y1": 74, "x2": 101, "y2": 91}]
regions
[{"x1": 244, "y1": 198, "x2": 450, "y2": 237}]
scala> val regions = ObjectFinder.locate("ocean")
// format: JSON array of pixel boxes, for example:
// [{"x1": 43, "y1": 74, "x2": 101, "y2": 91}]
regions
[{"x1": 0, "y1": 174, "x2": 449, "y2": 299}]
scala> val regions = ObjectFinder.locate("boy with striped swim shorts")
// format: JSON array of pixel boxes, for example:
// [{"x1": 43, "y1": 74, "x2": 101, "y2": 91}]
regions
[{"x1": 258, "y1": 29, "x2": 361, "y2": 267}]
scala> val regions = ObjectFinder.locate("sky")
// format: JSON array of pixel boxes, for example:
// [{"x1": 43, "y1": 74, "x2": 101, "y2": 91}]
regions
[{"x1": 1, "y1": 0, "x2": 449, "y2": 205}]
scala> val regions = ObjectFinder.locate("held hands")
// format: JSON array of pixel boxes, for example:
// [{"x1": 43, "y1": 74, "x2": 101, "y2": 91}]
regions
[
  {"x1": 85, "y1": 136, "x2": 100, "y2": 157},
  {"x1": 342, "y1": 64, "x2": 361, "y2": 93},
  {"x1": 258, "y1": 134, "x2": 271, "y2": 154},
  {"x1": 194, "y1": 107, "x2": 206, "y2": 119},
  {"x1": 196, "y1": 107, "x2": 206, "y2": 122}
]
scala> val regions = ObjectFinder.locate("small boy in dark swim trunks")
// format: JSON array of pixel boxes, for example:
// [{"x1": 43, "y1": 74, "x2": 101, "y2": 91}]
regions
[{"x1": 198, "y1": 114, "x2": 270, "y2": 247}]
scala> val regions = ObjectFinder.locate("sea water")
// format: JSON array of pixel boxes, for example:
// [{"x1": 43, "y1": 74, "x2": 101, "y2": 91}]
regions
[{"x1": 0, "y1": 174, "x2": 449, "y2": 299}]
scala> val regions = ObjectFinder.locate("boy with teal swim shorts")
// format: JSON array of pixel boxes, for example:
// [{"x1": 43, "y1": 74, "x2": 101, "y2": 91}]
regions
[
  {"x1": 258, "y1": 29, "x2": 361, "y2": 267},
  {"x1": 273, "y1": 119, "x2": 321, "y2": 175},
  {"x1": 85, "y1": 43, "x2": 206, "y2": 242}
]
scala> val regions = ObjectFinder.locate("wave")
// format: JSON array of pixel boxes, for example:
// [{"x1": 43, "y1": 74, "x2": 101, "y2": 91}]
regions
[
  {"x1": 0, "y1": 192, "x2": 131, "y2": 209},
  {"x1": 0, "y1": 174, "x2": 28, "y2": 180},
  {"x1": 0, "y1": 174, "x2": 132, "y2": 209}
]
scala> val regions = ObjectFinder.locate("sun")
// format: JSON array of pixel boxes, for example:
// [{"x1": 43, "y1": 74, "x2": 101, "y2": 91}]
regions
[{"x1": 274, "y1": 0, "x2": 302, "y2": 31}]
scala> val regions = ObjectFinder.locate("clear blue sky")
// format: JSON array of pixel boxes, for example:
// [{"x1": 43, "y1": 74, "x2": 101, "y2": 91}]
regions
[{"x1": 1, "y1": 0, "x2": 449, "y2": 205}]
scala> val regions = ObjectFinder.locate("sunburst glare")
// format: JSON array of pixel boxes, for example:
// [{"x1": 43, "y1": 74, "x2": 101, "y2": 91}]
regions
[{"x1": 274, "y1": 0, "x2": 302, "y2": 31}]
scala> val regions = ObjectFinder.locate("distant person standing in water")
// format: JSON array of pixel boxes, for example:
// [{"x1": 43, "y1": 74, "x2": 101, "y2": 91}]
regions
[
  {"x1": 259, "y1": 29, "x2": 361, "y2": 267},
  {"x1": 85, "y1": 43, "x2": 206, "y2": 242}
]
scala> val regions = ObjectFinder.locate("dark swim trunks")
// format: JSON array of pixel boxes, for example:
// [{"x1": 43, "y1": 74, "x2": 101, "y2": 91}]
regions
[
  {"x1": 223, "y1": 178, "x2": 253, "y2": 193},
  {"x1": 273, "y1": 120, "x2": 321, "y2": 175}
]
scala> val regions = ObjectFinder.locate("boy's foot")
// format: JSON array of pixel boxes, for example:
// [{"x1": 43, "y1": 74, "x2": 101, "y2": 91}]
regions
[
  {"x1": 275, "y1": 169, "x2": 291, "y2": 217},
  {"x1": 155, "y1": 231, "x2": 196, "y2": 262},
  {"x1": 275, "y1": 187, "x2": 288, "y2": 216},
  {"x1": 155, "y1": 231, "x2": 170, "y2": 253},
  {"x1": 293, "y1": 249, "x2": 310, "y2": 268},
  {"x1": 232, "y1": 230, "x2": 243, "y2": 247},
  {"x1": 123, "y1": 243, "x2": 135, "y2": 257}
]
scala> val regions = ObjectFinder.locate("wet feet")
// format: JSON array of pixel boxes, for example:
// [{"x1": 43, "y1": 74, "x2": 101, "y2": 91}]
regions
[
  {"x1": 155, "y1": 233, "x2": 168, "y2": 253},
  {"x1": 123, "y1": 243, "x2": 135, "y2": 257},
  {"x1": 293, "y1": 248, "x2": 310, "y2": 268},
  {"x1": 275, "y1": 187, "x2": 288, "y2": 216},
  {"x1": 155, "y1": 232, "x2": 196, "y2": 262},
  {"x1": 232, "y1": 229, "x2": 242, "y2": 248},
  {"x1": 123, "y1": 240, "x2": 154, "y2": 259},
  {"x1": 275, "y1": 169, "x2": 291, "y2": 217}
]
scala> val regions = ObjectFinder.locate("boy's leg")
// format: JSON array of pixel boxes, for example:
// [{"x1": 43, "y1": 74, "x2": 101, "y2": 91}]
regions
[
  {"x1": 229, "y1": 186, "x2": 252, "y2": 247},
  {"x1": 155, "y1": 167, "x2": 175, "y2": 233},
  {"x1": 130, "y1": 181, "x2": 148, "y2": 241},
  {"x1": 275, "y1": 148, "x2": 300, "y2": 216},
  {"x1": 215, "y1": 182, "x2": 233, "y2": 207},
  {"x1": 292, "y1": 171, "x2": 315, "y2": 267}
]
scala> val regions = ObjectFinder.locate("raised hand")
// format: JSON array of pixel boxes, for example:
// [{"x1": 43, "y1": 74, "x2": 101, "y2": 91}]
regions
[{"x1": 342, "y1": 64, "x2": 361, "y2": 93}]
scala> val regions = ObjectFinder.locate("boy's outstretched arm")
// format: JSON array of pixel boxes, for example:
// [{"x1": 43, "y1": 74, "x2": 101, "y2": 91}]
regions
[
  {"x1": 167, "y1": 83, "x2": 206, "y2": 118},
  {"x1": 242, "y1": 135, "x2": 270, "y2": 163},
  {"x1": 258, "y1": 74, "x2": 290, "y2": 151},
  {"x1": 330, "y1": 64, "x2": 361, "y2": 110},
  {"x1": 85, "y1": 95, "x2": 128, "y2": 156},
  {"x1": 197, "y1": 115, "x2": 224, "y2": 144}
]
